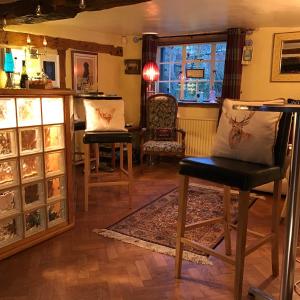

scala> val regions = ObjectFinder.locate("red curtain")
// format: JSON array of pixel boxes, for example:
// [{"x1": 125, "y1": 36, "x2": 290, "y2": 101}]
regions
[
  {"x1": 140, "y1": 34, "x2": 158, "y2": 128},
  {"x1": 221, "y1": 28, "x2": 246, "y2": 99}
]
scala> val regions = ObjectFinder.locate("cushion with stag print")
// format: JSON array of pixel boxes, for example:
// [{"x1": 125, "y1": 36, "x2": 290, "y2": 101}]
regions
[
  {"x1": 83, "y1": 100, "x2": 127, "y2": 131},
  {"x1": 211, "y1": 98, "x2": 284, "y2": 166}
]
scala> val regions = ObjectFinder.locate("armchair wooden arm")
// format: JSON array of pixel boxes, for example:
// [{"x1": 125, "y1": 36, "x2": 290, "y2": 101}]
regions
[{"x1": 176, "y1": 128, "x2": 186, "y2": 150}]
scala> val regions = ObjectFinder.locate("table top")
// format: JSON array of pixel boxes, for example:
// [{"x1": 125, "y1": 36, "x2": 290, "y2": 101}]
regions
[{"x1": 233, "y1": 104, "x2": 300, "y2": 113}]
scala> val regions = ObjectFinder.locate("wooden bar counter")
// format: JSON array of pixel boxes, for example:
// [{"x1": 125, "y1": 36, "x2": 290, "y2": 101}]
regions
[{"x1": 0, "y1": 88, "x2": 75, "y2": 260}]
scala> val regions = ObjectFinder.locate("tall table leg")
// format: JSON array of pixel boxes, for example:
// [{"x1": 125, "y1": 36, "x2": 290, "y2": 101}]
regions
[{"x1": 280, "y1": 113, "x2": 300, "y2": 300}]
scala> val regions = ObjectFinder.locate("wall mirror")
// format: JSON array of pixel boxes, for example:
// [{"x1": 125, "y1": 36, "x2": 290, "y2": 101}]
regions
[{"x1": 271, "y1": 31, "x2": 300, "y2": 81}]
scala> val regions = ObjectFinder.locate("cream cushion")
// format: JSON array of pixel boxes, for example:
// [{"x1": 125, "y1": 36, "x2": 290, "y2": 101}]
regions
[
  {"x1": 211, "y1": 98, "x2": 284, "y2": 166},
  {"x1": 84, "y1": 99, "x2": 127, "y2": 131}
]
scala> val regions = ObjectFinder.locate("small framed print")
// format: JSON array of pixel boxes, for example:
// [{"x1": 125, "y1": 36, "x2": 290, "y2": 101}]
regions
[
  {"x1": 41, "y1": 54, "x2": 60, "y2": 88},
  {"x1": 124, "y1": 59, "x2": 141, "y2": 75},
  {"x1": 186, "y1": 68, "x2": 205, "y2": 79}
]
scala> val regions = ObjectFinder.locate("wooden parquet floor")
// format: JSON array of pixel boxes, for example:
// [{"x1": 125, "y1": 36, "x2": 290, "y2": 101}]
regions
[{"x1": 1, "y1": 162, "x2": 300, "y2": 300}]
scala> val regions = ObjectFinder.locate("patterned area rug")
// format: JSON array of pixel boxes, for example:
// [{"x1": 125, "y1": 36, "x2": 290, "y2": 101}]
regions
[{"x1": 94, "y1": 183, "x2": 262, "y2": 265}]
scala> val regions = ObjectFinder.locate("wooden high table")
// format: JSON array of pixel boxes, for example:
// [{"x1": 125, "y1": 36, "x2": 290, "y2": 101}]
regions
[{"x1": 233, "y1": 104, "x2": 300, "y2": 300}]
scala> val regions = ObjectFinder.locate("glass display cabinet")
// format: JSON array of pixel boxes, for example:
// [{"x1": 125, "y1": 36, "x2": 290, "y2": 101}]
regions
[{"x1": 0, "y1": 89, "x2": 74, "y2": 259}]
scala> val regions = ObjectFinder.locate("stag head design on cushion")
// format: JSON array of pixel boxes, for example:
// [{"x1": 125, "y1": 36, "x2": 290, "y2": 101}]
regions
[
  {"x1": 96, "y1": 108, "x2": 116, "y2": 125},
  {"x1": 225, "y1": 111, "x2": 255, "y2": 148}
]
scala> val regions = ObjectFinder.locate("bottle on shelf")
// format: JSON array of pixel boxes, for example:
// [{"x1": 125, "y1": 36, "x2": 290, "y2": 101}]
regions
[{"x1": 20, "y1": 60, "x2": 29, "y2": 89}]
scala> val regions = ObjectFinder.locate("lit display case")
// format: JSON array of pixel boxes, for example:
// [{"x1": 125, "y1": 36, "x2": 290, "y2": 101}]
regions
[{"x1": 0, "y1": 89, "x2": 74, "y2": 260}]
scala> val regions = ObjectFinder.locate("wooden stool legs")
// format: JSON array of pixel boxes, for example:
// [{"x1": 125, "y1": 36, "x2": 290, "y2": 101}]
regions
[
  {"x1": 175, "y1": 176, "x2": 281, "y2": 299},
  {"x1": 175, "y1": 175, "x2": 189, "y2": 278},
  {"x1": 83, "y1": 142, "x2": 133, "y2": 212}
]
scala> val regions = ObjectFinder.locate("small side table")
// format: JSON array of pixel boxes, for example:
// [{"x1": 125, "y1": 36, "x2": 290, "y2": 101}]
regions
[{"x1": 233, "y1": 104, "x2": 300, "y2": 300}]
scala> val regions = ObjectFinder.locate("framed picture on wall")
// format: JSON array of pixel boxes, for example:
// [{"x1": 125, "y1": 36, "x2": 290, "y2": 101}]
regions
[
  {"x1": 72, "y1": 51, "x2": 98, "y2": 93},
  {"x1": 41, "y1": 54, "x2": 60, "y2": 88}
]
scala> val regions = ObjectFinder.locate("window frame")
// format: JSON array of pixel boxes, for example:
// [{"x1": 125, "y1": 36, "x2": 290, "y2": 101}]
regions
[{"x1": 156, "y1": 33, "x2": 227, "y2": 104}]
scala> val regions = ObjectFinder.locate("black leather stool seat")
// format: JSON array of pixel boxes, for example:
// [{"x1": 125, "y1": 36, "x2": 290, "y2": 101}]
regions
[
  {"x1": 83, "y1": 131, "x2": 133, "y2": 144},
  {"x1": 74, "y1": 120, "x2": 86, "y2": 131},
  {"x1": 179, "y1": 156, "x2": 281, "y2": 191}
]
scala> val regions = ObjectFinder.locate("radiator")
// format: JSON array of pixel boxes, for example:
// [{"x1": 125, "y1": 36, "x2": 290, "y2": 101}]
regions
[{"x1": 177, "y1": 118, "x2": 218, "y2": 157}]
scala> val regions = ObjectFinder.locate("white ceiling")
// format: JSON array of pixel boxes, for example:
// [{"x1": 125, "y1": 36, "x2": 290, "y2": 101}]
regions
[{"x1": 7, "y1": 0, "x2": 300, "y2": 37}]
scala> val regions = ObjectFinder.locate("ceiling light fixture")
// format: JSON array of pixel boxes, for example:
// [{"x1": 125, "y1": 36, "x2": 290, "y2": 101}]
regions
[
  {"x1": 35, "y1": 4, "x2": 42, "y2": 16},
  {"x1": 79, "y1": 0, "x2": 86, "y2": 9}
]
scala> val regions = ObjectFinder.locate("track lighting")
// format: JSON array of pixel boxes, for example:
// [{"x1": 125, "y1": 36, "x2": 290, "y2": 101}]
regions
[{"x1": 79, "y1": 0, "x2": 86, "y2": 9}]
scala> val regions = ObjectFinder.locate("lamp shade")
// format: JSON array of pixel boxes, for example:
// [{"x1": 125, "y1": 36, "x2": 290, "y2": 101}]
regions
[
  {"x1": 4, "y1": 49, "x2": 14, "y2": 73},
  {"x1": 142, "y1": 61, "x2": 159, "y2": 82}
]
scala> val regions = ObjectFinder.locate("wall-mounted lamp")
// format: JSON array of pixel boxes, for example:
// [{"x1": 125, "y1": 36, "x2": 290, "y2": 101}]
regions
[
  {"x1": 79, "y1": 0, "x2": 86, "y2": 9},
  {"x1": 142, "y1": 61, "x2": 160, "y2": 82},
  {"x1": 26, "y1": 34, "x2": 31, "y2": 45},
  {"x1": 26, "y1": 34, "x2": 47, "y2": 58}
]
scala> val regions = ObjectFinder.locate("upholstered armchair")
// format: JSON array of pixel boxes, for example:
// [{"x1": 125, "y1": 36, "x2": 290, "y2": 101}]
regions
[{"x1": 140, "y1": 93, "x2": 185, "y2": 168}]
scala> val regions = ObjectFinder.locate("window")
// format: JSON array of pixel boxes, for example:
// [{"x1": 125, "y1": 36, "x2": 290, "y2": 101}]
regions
[{"x1": 157, "y1": 42, "x2": 226, "y2": 102}]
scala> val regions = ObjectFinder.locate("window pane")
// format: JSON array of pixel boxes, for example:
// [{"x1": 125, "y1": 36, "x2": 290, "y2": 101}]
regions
[
  {"x1": 214, "y1": 82, "x2": 223, "y2": 97},
  {"x1": 184, "y1": 82, "x2": 197, "y2": 100},
  {"x1": 186, "y1": 44, "x2": 211, "y2": 60},
  {"x1": 159, "y1": 82, "x2": 169, "y2": 94},
  {"x1": 171, "y1": 64, "x2": 182, "y2": 80},
  {"x1": 160, "y1": 47, "x2": 172, "y2": 62},
  {"x1": 159, "y1": 64, "x2": 169, "y2": 81},
  {"x1": 216, "y1": 43, "x2": 227, "y2": 60},
  {"x1": 215, "y1": 62, "x2": 225, "y2": 80},
  {"x1": 172, "y1": 46, "x2": 183, "y2": 62},
  {"x1": 170, "y1": 82, "x2": 180, "y2": 100},
  {"x1": 198, "y1": 82, "x2": 210, "y2": 101},
  {"x1": 185, "y1": 62, "x2": 210, "y2": 80}
]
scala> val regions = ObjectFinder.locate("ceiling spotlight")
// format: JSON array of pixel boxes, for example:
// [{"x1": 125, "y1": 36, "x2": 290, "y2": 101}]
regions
[
  {"x1": 79, "y1": 0, "x2": 86, "y2": 9},
  {"x1": 35, "y1": 4, "x2": 42, "y2": 16}
]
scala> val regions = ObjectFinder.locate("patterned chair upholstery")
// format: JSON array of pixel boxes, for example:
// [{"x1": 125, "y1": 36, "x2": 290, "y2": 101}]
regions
[{"x1": 140, "y1": 93, "x2": 185, "y2": 168}]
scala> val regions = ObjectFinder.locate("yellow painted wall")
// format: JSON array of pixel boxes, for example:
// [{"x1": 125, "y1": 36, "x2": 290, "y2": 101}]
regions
[{"x1": 241, "y1": 27, "x2": 300, "y2": 100}]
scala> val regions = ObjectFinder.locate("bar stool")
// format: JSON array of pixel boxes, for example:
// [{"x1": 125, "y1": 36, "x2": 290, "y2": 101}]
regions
[
  {"x1": 83, "y1": 131, "x2": 133, "y2": 211},
  {"x1": 175, "y1": 104, "x2": 292, "y2": 299}
]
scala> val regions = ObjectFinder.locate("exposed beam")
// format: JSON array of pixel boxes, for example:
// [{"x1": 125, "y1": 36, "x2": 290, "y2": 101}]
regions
[
  {"x1": 0, "y1": 30, "x2": 123, "y2": 56},
  {"x1": 0, "y1": 0, "x2": 150, "y2": 25}
]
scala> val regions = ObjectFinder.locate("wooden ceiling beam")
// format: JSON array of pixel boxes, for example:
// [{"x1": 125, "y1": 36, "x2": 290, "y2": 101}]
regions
[
  {"x1": 0, "y1": 30, "x2": 123, "y2": 56},
  {"x1": 0, "y1": 0, "x2": 150, "y2": 25}
]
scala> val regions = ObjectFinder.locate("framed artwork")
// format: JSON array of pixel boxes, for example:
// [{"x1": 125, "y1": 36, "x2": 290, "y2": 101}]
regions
[
  {"x1": 41, "y1": 54, "x2": 60, "y2": 88},
  {"x1": 271, "y1": 31, "x2": 300, "y2": 81},
  {"x1": 186, "y1": 68, "x2": 204, "y2": 79},
  {"x1": 124, "y1": 59, "x2": 141, "y2": 74},
  {"x1": 72, "y1": 51, "x2": 98, "y2": 93}
]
